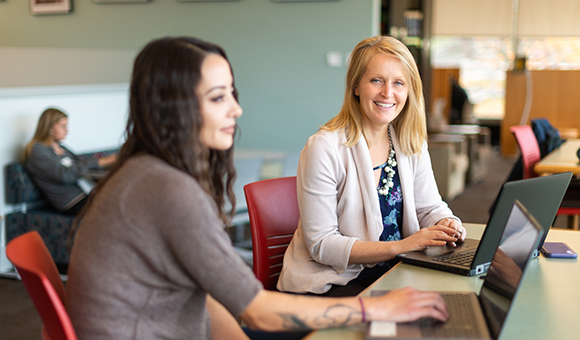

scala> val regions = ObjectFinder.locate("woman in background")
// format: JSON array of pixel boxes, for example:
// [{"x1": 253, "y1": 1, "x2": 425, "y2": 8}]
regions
[
  {"x1": 66, "y1": 36, "x2": 449, "y2": 340},
  {"x1": 278, "y1": 36, "x2": 465, "y2": 296},
  {"x1": 22, "y1": 108, "x2": 116, "y2": 214}
]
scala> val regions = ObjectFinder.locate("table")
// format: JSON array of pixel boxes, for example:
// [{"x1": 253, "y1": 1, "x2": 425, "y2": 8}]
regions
[
  {"x1": 534, "y1": 139, "x2": 580, "y2": 229},
  {"x1": 534, "y1": 139, "x2": 580, "y2": 176},
  {"x1": 305, "y1": 223, "x2": 580, "y2": 340}
]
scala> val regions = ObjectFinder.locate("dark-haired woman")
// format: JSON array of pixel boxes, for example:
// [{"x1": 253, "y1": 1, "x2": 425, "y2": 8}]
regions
[
  {"x1": 65, "y1": 37, "x2": 449, "y2": 340},
  {"x1": 22, "y1": 108, "x2": 116, "y2": 214}
]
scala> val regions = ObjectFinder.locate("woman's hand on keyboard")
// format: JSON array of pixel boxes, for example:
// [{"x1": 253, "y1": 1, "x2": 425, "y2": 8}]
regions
[
  {"x1": 367, "y1": 287, "x2": 449, "y2": 323},
  {"x1": 398, "y1": 224, "x2": 459, "y2": 251},
  {"x1": 436, "y1": 218, "x2": 466, "y2": 246}
]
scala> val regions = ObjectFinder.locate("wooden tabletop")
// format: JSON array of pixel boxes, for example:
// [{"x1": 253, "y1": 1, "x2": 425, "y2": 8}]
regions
[{"x1": 534, "y1": 139, "x2": 580, "y2": 175}]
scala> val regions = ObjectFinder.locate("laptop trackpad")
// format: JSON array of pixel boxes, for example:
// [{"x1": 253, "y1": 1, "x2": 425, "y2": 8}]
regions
[{"x1": 419, "y1": 238, "x2": 480, "y2": 257}]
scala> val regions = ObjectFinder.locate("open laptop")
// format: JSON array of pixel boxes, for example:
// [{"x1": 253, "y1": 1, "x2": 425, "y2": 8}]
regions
[
  {"x1": 368, "y1": 200, "x2": 544, "y2": 339},
  {"x1": 396, "y1": 172, "x2": 572, "y2": 276}
]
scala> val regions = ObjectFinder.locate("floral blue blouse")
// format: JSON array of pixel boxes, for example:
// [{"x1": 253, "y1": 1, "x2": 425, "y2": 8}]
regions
[
  {"x1": 377, "y1": 159, "x2": 403, "y2": 242},
  {"x1": 356, "y1": 155, "x2": 403, "y2": 280}
]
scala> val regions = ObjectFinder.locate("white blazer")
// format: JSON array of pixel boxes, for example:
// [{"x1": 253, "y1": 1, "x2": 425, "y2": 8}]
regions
[{"x1": 277, "y1": 127, "x2": 460, "y2": 293}]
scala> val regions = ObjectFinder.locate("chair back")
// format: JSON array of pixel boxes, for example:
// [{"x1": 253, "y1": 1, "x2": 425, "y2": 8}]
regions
[
  {"x1": 6, "y1": 231, "x2": 77, "y2": 340},
  {"x1": 244, "y1": 176, "x2": 299, "y2": 290},
  {"x1": 510, "y1": 125, "x2": 541, "y2": 179}
]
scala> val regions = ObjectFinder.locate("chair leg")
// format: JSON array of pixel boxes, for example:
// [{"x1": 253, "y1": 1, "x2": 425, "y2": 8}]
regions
[{"x1": 567, "y1": 215, "x2": 579, "y2": 230}]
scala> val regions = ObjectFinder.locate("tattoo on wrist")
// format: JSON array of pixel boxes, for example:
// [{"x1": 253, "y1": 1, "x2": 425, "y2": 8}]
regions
[{"x1": 277, "y1": 303, "x2": 362, "y2": 330}]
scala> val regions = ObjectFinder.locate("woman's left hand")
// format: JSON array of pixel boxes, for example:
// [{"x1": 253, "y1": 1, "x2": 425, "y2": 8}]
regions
[{"x1": 435, "y1": 218, "x2": 466, "y2": 246}]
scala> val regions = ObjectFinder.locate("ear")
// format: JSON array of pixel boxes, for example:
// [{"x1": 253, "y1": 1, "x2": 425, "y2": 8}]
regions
[{"x1": 353, "y1": 85, "x2": 360, "y2": 97}]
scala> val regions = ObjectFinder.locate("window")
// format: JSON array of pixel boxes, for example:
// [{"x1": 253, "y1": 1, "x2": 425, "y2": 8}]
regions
[{"x1": 432, "y1": 36, "x2": 580, "y2": 120}]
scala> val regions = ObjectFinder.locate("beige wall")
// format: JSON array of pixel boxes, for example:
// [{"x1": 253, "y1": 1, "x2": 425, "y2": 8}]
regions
[{"x1": 434, "y1": 0, "x2": 580, "y2": 37}]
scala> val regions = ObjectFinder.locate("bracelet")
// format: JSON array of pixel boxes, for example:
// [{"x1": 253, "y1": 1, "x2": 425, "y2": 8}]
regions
[{"x1": 358, "y1": 296, "x2": 367, "y2": 323}]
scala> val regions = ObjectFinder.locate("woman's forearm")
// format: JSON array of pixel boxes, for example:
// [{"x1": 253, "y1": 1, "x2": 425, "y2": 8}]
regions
[
  {"x1": 241, "y1": 290, "x2": 363, "y2": 332},
  {"x1": 348, "y1": 240, "x2": 403, "y2": 265},
  {"x1": 347, "y1": 226, "x2": 460, "y2": 265},
  {"x1": 241, "y1": 287, "x2": 449, "y2": 332}
]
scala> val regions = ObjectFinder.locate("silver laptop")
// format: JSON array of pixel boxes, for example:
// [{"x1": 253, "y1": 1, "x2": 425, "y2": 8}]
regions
[
  {"x1": 368, "y1": 200, "x2": 544, "y2": 339},
  {"x1": 396, "y1": 172, "x2": 571, "y2": 275}
]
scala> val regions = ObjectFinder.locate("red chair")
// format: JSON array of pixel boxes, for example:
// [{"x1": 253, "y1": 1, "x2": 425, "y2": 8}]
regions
[
  {"x1": 244, "y1": 176, "x2": 299, "y2": 290},
  {"x1": 511, "y1": 125, "x2": 580, "y2": 229},
  {"x1": 6, "y1": 231, "x2": 77, "y2": 340},
  {"x1": 510, "y1": 125, "x2": 541, "y2": 179}
]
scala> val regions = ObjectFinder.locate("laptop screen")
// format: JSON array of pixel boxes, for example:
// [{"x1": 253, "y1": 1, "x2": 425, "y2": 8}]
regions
[
  {"x1": 476, "y1": 173, "x2": 571, "y2": 265},
  {"x1": 478, "y1": 200, "x2": 542, "y2": 339}
]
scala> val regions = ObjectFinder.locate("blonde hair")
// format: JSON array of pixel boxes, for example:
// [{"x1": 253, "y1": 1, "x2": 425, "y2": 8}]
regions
[
  {"x1": 322, "y1": 36, "x2": 427, "y2": 155},
  {"x1": 22, "y1": 108, "x2": 68, "y2": 162}
]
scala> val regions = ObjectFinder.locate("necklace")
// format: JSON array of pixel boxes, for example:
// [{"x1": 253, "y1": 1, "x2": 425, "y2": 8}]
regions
[{"x1": 373, "y1": 127, "x2": 397, "y2": 196}]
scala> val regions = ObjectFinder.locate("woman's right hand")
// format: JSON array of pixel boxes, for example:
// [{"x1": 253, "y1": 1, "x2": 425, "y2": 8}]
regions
[
  {"x1": 398, "y1": 224, "x2": 458, "y2": 252},
  {"x1": 367, "y1": 287, "x2": 449, "y2": 323},
  {"x1": 98, "y1": 154, "x2": 117, "y2": 168}
]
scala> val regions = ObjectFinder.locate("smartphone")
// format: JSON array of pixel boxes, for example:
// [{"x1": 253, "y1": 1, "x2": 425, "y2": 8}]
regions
[{"x1": 541, "y1": 242, "x2": 578, "y2": 259}]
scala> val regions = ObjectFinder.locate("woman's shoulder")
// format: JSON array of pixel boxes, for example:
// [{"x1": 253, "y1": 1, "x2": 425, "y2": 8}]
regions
[
  {"x1": 29, "y1": 141, "x2": 50, "y2": 152},
  {"x1": 111, "y1": 155, "x2": 219, "y2": 228},
  {"x1": 27, "y1": 142, "x2": 54, "y2": 161},
  {"x1": 301, "y1": 129, "x2": 353, "y2": 169},
  {"x1": 306, "y1": 128, "x2": 347, "y2": 148},
  {"x1": 125, "y1": 154, "x2": 189, "y2": 180},
  {"x1": 121, "y1": 154, "x2": 205, "y2": 195}
]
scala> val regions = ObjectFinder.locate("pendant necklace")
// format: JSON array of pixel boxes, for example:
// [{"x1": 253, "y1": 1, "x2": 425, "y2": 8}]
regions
[{"x1": 373, "y1": 127, "x2": 397, "y2": 196}]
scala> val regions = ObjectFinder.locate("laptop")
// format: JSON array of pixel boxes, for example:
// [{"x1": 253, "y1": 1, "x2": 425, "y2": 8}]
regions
[
  {"x1": 396, "y1": 172, "x2": 572, "y2": 276},
  {"x1": 368, "y1": 200, "x2": 544, "y2": 339}
]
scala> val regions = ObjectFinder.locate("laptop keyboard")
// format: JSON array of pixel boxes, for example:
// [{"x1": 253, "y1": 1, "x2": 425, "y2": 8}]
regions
[
  {"x1": 420, "y1": 293, "x2": 484, "y2": 339},
  {"x1": 432, "y1": 250, "x2": 475, "y2": 266}
]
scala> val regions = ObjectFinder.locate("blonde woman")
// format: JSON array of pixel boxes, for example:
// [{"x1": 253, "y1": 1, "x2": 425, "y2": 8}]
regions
[
  {"x1": 278, "y1": 36, "x2": 466, "y2": 296},
  {"x1": 23, "y1": 108, "x2": 116, "y2": 214}
]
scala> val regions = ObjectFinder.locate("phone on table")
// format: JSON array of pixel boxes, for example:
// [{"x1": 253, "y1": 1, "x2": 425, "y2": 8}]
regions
[{"x1": 541, "y1": 242, "x2": 577, "y2": 259}]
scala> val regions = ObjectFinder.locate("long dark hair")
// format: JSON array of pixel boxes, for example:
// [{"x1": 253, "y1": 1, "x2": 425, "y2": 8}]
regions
[{"x1": 69, "y1": 37, "x2": 238, "y2": 247}]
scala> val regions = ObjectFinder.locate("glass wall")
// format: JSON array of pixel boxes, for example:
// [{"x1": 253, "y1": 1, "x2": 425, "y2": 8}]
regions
[{"x1": 431, "y1": 36, "x2": 580, "y2": 120}]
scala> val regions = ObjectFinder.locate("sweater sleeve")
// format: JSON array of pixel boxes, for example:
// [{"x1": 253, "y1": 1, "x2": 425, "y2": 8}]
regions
[
  {"x1": 297, "y1": 133, "x2": 357, "y2": 272},
  {"x1": 26, "y1": 143, "x2": 98, "y2": 184}
]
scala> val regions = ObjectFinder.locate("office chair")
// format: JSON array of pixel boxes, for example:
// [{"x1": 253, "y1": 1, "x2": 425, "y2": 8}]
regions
[
  {"x1": 510, "y1": 125, "x2": 541, "y2": 179},
  {"x1": 6, "y1": 231, "x2": 77, "y2": 340},
  {"x1": 511, "y1": 125, "x2": 580, "y2": 229},
  {"x1": 244, "y1": 176, "x2": 299, "y2": 290}
]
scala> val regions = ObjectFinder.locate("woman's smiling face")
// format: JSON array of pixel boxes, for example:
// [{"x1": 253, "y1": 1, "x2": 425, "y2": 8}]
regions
[{"x1": 354, "y1": 53, "x2": 408, "y2": 130}]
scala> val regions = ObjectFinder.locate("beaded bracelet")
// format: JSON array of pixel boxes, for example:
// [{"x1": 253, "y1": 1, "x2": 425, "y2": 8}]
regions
[{"x1": 358, "y1": 296, "x2": 367, "y2": 323}]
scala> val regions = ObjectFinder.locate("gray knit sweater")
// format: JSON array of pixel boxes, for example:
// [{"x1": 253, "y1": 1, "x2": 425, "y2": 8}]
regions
[
  {"x1": 25, "y1": 142, "x2": 98, "y2": 211},
  {"x1": 66, "y1": 154, "x2": 262, "y2": 339}
]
